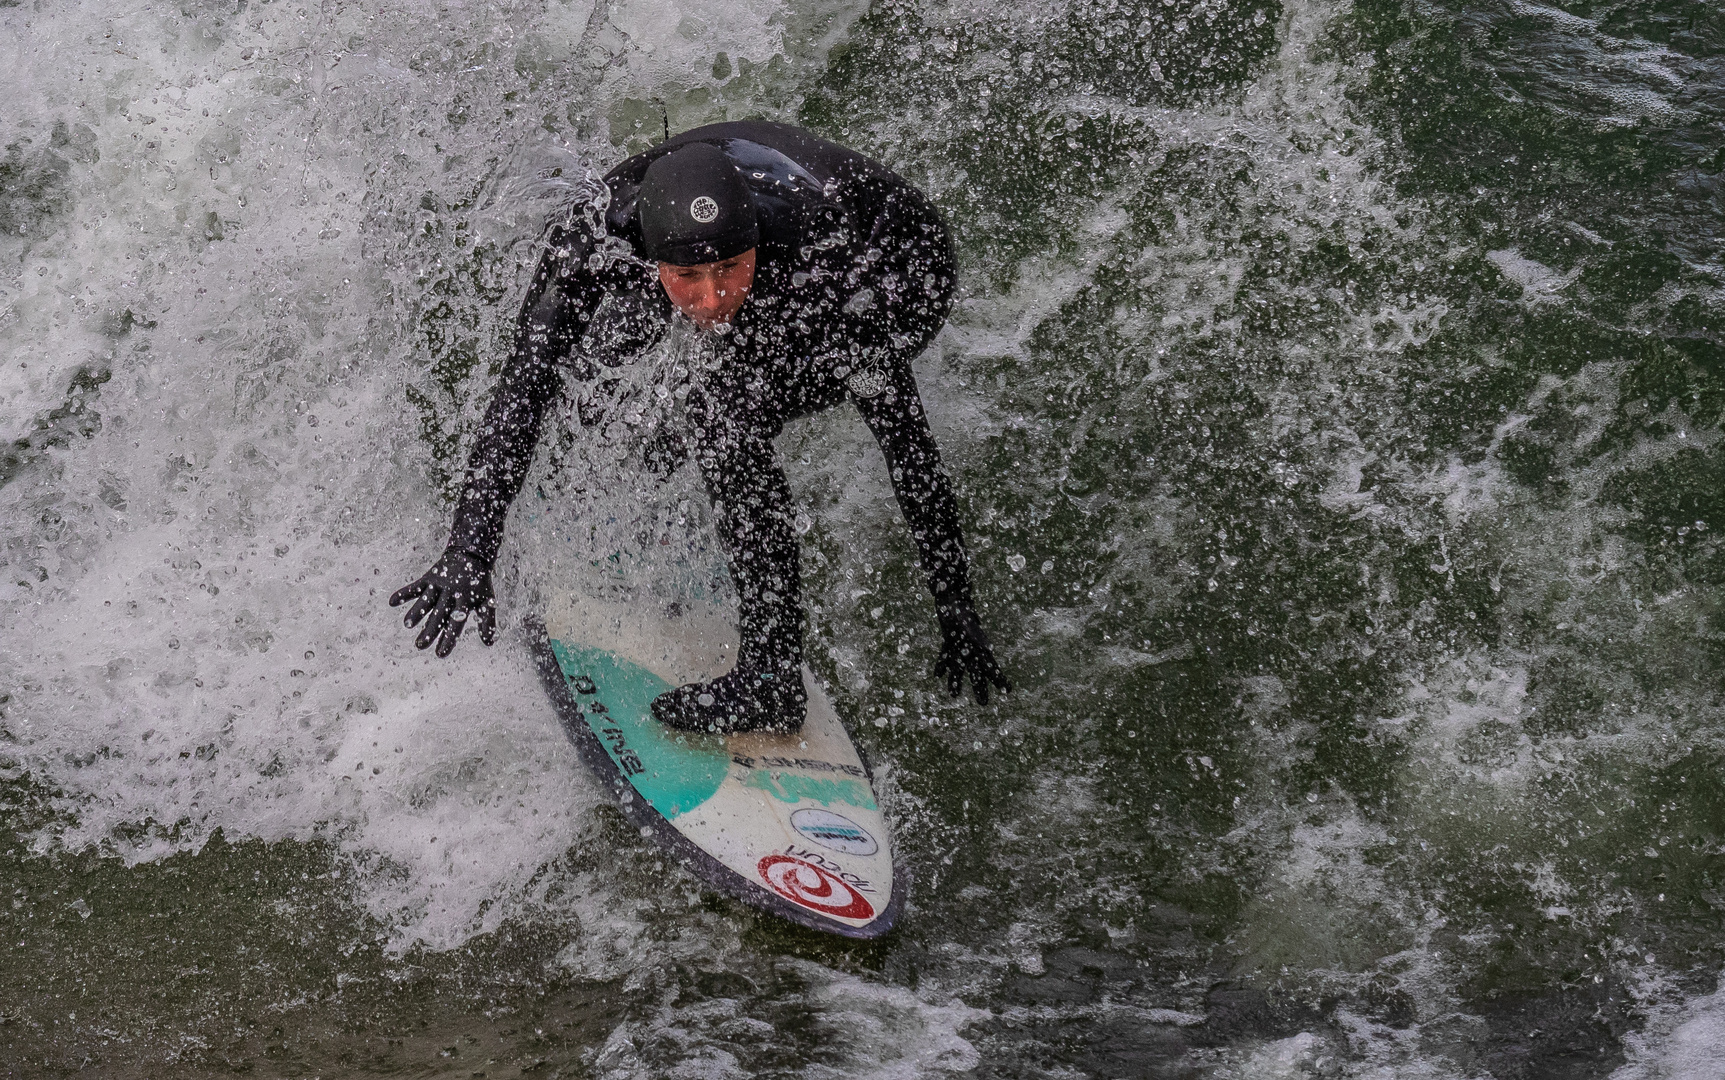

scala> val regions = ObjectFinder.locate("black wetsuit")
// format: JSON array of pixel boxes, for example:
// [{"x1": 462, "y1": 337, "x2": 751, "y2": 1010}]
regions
[{"x1": 430, "y1": 121, "x2": 995, "y2": 707}]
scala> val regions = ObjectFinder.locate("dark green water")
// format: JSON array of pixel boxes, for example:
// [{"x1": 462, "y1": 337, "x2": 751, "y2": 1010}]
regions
[{"x1": 3, "y1": 0, "x2": 1723, "y2": 1075}]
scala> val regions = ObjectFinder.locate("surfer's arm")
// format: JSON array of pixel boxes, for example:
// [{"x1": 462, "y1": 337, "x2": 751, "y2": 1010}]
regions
[
  {"x1": 856, "y1": 367, "x2": 971, "y2": 609},
  {"x1": 391, "y1": 227, "x2": 625, "y2": 657},
  {"x1": 856, "y1": 370, "x2": 1009, "y2": 704},
  {"x1": 443, "y1": 229, "x2": 592, "y2": 561}
]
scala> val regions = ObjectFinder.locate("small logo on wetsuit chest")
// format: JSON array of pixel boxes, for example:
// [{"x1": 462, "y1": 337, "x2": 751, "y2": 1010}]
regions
[
  {"x1": 846, "y1": 368, "x2": 887, "y2": 398},
  {"x1": 689, "y1": 196, "x2": 720, "y2": 223}
]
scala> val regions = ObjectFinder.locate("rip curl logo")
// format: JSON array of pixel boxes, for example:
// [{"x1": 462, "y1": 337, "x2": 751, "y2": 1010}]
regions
[
  {"x1": 689, "y1": 195, "x2": 720, "y2": 223},
  {"x1": 846, "y1": 368, "x2": 887, "y2": 398},
  {"x1": 757, "y1": 855, "x2": 875, "y2": 920}
]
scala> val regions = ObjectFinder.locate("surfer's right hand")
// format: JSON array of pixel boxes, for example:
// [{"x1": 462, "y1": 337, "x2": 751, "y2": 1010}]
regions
[{"x1": 389, "y1": 548, "x2": 497, "y2": 658}]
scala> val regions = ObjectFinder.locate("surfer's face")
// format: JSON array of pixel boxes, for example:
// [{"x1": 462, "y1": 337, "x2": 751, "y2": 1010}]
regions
[{"x1": 658, "y1": 249, "x2": 757, "y2": 330}]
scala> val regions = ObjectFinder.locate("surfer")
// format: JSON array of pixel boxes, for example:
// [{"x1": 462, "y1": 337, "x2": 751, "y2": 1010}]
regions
[{"x1": 390, "y1": 121, "x2": 1008, "y2": 732}]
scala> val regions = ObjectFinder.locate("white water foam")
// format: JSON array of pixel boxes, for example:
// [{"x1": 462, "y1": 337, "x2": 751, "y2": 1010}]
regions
[
  {"x1": 582, "y1": 960, "x2": 983, "y2": 1080},
  {"x1": 1614, "y1": 976, "x2": 1725, "y2": 1080},
  {"x1": 1503, "y1": 0, "x2": 1692, "y2": 125}
]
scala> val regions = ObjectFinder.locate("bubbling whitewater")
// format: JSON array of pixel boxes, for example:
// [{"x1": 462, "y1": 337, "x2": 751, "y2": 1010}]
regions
[
  {"x1": 4, "y1": 0, "x2": 1725, "y2": 1075},
  {"x1": 0, "y1": 9, "x2": 605, "y2": 949}
]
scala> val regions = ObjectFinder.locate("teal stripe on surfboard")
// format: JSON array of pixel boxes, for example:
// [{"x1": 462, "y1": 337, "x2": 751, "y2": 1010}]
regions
[{"x1": 547, "y1": 639, "x2": 728, "y2": 818}]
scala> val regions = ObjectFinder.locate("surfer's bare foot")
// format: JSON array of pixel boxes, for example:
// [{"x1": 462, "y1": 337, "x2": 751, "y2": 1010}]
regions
[{"x1": 651, "y1": 666, "x2": 807, "y2": 734}]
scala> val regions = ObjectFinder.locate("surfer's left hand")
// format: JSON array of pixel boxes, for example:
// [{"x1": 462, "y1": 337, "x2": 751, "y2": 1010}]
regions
[
  {"x1": 389, "y1": 547, "x2": 497, "y2": 658},
  {"x1": 934, "y1": 605, "x2": 1010, "y2": 705}
]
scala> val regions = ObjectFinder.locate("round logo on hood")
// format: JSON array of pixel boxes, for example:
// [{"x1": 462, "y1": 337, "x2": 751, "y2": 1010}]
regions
[{"x1": 689, "y1": 195, "x2": 720, "y2": 223}]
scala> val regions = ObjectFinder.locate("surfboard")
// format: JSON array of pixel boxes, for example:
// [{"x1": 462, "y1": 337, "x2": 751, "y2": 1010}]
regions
[{"x1": 530, "y1": 594, "x2": 905, "y2": 938}]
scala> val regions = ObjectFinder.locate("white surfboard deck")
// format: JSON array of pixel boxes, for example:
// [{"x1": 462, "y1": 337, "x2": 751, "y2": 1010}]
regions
[{"x1": 531, "y1": 593, "x2": 905, "y2": 938}]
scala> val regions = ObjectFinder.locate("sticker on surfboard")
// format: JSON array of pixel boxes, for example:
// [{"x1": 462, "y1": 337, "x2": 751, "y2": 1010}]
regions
[
  {"x1": 758, "y1": 854, "x2": 875, "y2": 920},
  {"x1": 530, "y1": 598, "x2": 904, "y2": 938},
  {"x1": 790, "y1": 808, "x2": 879, "y2": 856}
]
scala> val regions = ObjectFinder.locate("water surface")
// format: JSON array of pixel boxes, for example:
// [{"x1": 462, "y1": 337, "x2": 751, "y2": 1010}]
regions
[{"x1": 3, "y1": 0, "x2": 1724, "y2": 1075}]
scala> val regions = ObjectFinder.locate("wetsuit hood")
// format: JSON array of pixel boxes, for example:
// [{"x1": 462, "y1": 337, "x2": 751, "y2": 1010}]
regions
[{"x1": 639, "y1": 142, "x2": 760, "y2": 266}]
